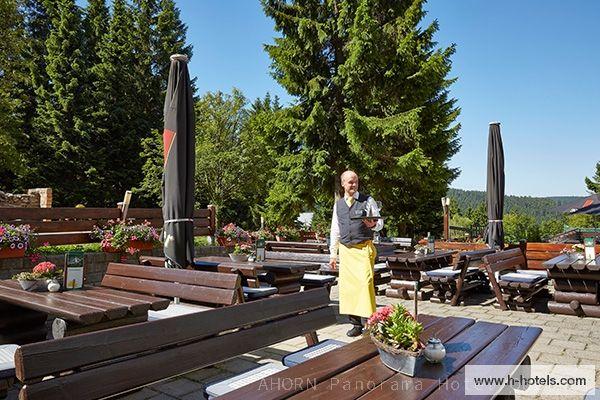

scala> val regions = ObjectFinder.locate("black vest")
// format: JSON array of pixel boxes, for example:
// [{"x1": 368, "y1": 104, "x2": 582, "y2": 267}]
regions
[{"x1": 336, "y1": 193, "x2": 374, "y2": 245}]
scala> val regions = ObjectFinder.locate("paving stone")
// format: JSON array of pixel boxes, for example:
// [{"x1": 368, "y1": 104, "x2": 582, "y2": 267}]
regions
[
  {"x1": 184, "y1": 367, "x2": 224, "y2": 383},
  {"x1": 550, "y1": 339, "x2": 586, "y2": 350},
  {"x1": 152, "y1": 378, "x2": 205, "y2": 397},
  {"x1": 146, "y1": 394, "x2": 179, "y2": 400},
  {"x1": 116, "y1": 387, "x2": 161, "y2": 400}
]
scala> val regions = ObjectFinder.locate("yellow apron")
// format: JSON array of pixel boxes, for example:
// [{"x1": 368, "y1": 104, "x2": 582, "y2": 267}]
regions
[{"x1": 338, "y1": 240, "x2": 377, "y2": 318}]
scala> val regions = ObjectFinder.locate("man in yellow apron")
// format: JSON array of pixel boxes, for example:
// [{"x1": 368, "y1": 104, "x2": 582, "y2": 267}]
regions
[{"x1": 329, "y1": 170, "x2": 383, "y2": 336}]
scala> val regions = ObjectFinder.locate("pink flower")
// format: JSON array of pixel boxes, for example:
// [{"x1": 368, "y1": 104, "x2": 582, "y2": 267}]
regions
[
  {"x1": 127, "y1": 247, "x2": 137, "y2": 255},
  {"x1": 33, "y1": 261, "x2": 56, "y2": 274},
  {"x1": 42, "y1": 241, "x2": 50, "y2": 247},
  {"x1": 131, "y1": 235, "x2": 138, "y2": 241},
  {"x1": 0, "y1": 227, "x2": 5, "y2": 236},
  {"x1": 28, "y1": 253, "x2": 41, "y2": 264}
]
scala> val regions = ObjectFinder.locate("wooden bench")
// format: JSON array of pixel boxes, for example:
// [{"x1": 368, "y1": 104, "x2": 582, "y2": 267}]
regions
[
  {"x1": 12, "y1": 288, "x2": 335, "y2": 400},
  {"x1": 265, "y1": 240, "x2": 329, "y2": 253},
  {"x1": 51, "y1": 263, "x2": 244, "y2": 338},
  {"x1": 423, "y1": 248, "x2": 495, "y2": 306},
  {"x1": 483, "y1": 248, "x2": 550, "y2": 311}
]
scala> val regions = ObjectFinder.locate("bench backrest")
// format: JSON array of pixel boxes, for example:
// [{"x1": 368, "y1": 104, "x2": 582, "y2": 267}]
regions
[
  {"x1": 265, "y1": 251, "x2": 331, "y2": 264},
  {"x1": 15, "y1": 288, "x2": 334, "y2": 400},
  {"x1": 265, "y1": 240, "x2": 329, "y2": 253},
  {"x1": 101, "y1": 263, "x2": 242, "y2": 306},
  {"x1": 454, "y1": 248, "x2": 496, "y2": 271},
  {"x1": 482, "y1": 248, "x2": 526, "y2": 274}
]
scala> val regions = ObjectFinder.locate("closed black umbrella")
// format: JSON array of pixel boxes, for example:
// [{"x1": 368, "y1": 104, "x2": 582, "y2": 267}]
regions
[
  {"x1": 573, "y1": 203, "x2": 600, "y2": 215},
  {"x1": 162, "y1": 54, "x2": 195, "y2": 268},
  {"x1": 486, "y1": 122, "x2": 505, "y2": 248}
]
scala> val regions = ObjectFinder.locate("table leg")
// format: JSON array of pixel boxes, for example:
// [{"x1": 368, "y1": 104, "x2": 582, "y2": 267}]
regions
[{"x1": 52, "y1": 314, "x2": 148, "y2": 339}]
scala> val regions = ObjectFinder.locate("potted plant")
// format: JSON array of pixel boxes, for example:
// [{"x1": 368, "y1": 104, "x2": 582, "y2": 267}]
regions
[
  {"x1": 12, "y1": 271, "x2": 41, "y2": 291},
  {"x1": 561, "y1": 243, "x2": 586, "y2": 259},
  {"x1": 216, "y1": 223, "x2": 251, "y2": 247},
  {"x1": 0, "y1": 223, "x2": 33, "y2": 259},
  {"x1": 274, "y1": 226, "x2": 300, "y2": 242},
  {"x1": 91, "y1": 220, "x2": 160, "y2": 254},
  {"x1": 229, "y1": 243, "x2": 253, "y2": 262},
  {"x1": 33, "y1": 261, "x2": 63, "y2": 292},
  {"x1": 364, "y1": 304, "x2": 424, "y2": 376},
  {"x1": 12, "y1": 261, "x2": 63, "y2": 291},
  {"x1": 251, "y1": 228, "x2": 274, "y2": 241}
]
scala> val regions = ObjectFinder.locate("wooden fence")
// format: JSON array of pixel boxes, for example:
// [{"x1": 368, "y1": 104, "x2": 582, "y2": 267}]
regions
[
  {"x1": 0, "y1": 206, "x2": 216, "y2": 246},
  {"x1": 435, "y1": 240, "x2": 600, "y2": 270}
]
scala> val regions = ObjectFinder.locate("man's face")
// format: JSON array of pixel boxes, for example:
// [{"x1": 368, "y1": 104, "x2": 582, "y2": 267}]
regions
[{"x1": 342, "y1": 174, "x2": 359, "y2": 196}]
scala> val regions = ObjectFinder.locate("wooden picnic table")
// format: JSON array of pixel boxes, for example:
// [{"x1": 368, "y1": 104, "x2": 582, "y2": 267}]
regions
[
  {"x1": 219, "y1": 314, "x2": 541, "y2": 400},
  {"x1": 193, "y1": 256, "x2": 321, "y2": 294},
  {"x1": 543, "y1": 253, "x2": 600, "y2": 317},
  {"x1": 0, "y1": 280, "x2": 169, "y2": 344},
  {"x1": 380, "y1": 250, "x2": 456, "y2": 300}
]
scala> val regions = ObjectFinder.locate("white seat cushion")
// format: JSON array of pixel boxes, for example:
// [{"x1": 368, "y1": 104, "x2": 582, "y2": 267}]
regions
[
  {"x1": 516, "y1": 269, "x2": 548, "y2": 278},
  {"x1": 301, "y1": 273, "x2": 336, "y2": 283},
  {"x1": 147, "y1": 303, "x2": 212, "y2": 321},
  {"x1": 426, "y1": 267, "x2": 460, "y2": 277},
  {"x1": 500, "y1": 272, "x2": 545, "y2": 284},
  {"x1": 0, "y1": 344, "x2": 18, "y2": 378},
  {"x1": 206, "y1": 362, "x2": 287, "y2": 398},
  {"x1": 374, "y1": 263, "x2": 388, "y2": 272}
]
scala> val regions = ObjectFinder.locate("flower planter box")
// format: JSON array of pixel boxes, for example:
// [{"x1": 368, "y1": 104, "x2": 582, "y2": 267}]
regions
[
  {"x1": 102, "y1": 241, "x2": 155, "y2": 253},
  {"x1": 0, "y1": 247, "x2": 26, "y2": 259},
  {"x1": 217, "y1": 236, "x2": 238, "y2": 247}
]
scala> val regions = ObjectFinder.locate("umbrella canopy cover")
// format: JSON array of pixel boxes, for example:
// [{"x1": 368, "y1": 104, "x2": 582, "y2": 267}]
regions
[
  {"x1": 162, "y1": 54, "x2": 195, "y2": 268},
  {"x1": 486, "y1": 122, "x2": 505, "y2": 249}
]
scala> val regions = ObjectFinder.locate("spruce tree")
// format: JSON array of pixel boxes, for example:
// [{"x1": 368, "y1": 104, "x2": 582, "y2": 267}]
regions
[
  {"x1": 261, "y1": 0, "x2": 460, "y2": 234},
  {"x1": 585, "y1": 162, "x2": 600, "y2": 194},
  {"x1": 0, "y1": 0, "x2": 26, "y2": 179},
  {"x1": 89, "y1": 0, "x2": 142, "y2": 206},
  {"x1": 32, "y1": 0, "x2": 91, "y2": 205}
]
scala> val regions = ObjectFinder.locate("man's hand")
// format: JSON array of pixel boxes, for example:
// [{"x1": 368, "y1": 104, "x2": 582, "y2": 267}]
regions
[
  {"x1": 329, "y1": 258, "x2": 337, "y2": 270},
  {"x1": 362, "y1": 218, "x2": 377, "y2": 228}
]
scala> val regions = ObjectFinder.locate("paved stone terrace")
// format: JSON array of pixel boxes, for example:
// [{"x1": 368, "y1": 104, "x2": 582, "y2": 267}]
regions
[
  {"x1": 5, "y1": 287, "x2": 599, "y2": 400},
  {"x1": 114, "y1": 287, "x2": 600, "y2": 400}
]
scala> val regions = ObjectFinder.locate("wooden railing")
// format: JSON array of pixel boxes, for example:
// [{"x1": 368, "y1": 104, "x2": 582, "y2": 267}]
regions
[
  {"x1": 435, "y1": 240, "x2": 600, "y2": 270},
  {"x1": 0, "y1": 206, "x2": 216, "y2": 246}
]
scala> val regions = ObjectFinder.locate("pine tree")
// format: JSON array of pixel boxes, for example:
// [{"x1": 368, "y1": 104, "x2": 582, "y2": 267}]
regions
[
  {"x1": 261, "y1": 0, "x2": 460, "y2": 234},
  {"x1": 585, "y1": 162, "x2": 600, "y2": 194},
  {"x1": 89, "y1": 0, "x2": 143, "y2": 206},
  {"x1": 82, "y1": 0, "x2": 109, "y2": 69},
  {"x1": 0, "y1": 0, "x2": 27, "y2": 179},
  {"x1": 32, "y1": 0, "x2": 91, "y2": 205}
]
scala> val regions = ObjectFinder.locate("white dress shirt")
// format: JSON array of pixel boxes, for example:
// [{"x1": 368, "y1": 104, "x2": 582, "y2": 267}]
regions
[{"x1": 330, "y1": 191, "x2": 383, "y2": 258}]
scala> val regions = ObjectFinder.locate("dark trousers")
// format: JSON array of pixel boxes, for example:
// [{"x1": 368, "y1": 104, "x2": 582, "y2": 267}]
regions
[{"x1": 348, "y1": 315, "x2": 366, "y2": 327}]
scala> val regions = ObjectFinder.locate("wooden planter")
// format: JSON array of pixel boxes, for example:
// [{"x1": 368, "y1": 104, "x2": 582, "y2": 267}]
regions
[
  {"x1": 0, "y1": 247, "x2": 26, "y2": 259},
  {"x1": 102, "y1": 240, "x2": 155, "y2": 253}
]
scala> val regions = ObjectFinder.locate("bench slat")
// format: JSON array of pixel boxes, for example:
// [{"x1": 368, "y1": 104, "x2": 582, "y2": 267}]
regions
[
  {"x1": 100, "y1": 275, "x2": 237, "y2": 306},
  {"x1": 15, "y1": 288, "x2": 331, "y2": 382},
  {"x1": 105, "y1": 263, "x2": 240, "y2": 289}
]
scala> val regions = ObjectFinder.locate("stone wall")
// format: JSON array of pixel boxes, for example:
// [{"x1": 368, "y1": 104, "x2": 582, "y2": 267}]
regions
[
  {"x1": 0, "y1": 188, "x2": 52, "y2": 208},
  {"x1": 0, "y1": 246, "x2": 227, "y2": 285}
]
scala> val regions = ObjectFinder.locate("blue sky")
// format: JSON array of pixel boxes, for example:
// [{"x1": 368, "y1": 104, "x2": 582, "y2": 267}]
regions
[{"x1": 178, "y1": 0, "x2": 600, "y2": 197}]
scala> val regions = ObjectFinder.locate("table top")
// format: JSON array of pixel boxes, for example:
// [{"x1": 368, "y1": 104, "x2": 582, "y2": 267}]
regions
[
  {"x1": 543, "y1": 253, "x2": 600, "y2": 272},
  {"x1": 0, "y1": 280, "x2": 169, "y2": 325},
  {"x1": 194, "y1": 256, "x2": 321, "y2": 273},
  {"x1": 219, "y1": 314, "x2": 542, "y2": 400},
  {"x1": 381, "y1": 249, "x2": 456, "y2": 263}
]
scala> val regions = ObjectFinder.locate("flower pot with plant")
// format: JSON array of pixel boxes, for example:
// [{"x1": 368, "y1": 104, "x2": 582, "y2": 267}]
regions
[
  {"x1": 0, "y1": 223, "x2": 33, "y2": 259},
  {"x1": 217, "y1": 223, "x2": 251, "y2": 247},
  {"x1": 365, "y1": 304, "x2": 424, "y2": 376},
  {"x1": 274, "y1": 226, "x2": 300, "y2": 242},
  {"x1": 12, "y1": 271, "x2": 41, "y2": 291},
  {"x1": 229, "y1": 243, "x2": 253, "y2": 262}
]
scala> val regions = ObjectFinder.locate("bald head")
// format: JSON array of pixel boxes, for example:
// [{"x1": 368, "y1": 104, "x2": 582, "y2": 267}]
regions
[
  {"x1": 341, "y1": 170, "x2": 358, "y2": 184},
  {"x1": 340, "y1": 170, "x2": 359, "y2": 197}
]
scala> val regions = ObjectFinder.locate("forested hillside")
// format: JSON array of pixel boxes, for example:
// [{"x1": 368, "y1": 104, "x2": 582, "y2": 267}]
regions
[{"x1": 447, "y1": 188, "x2": 584, "y2": 221}]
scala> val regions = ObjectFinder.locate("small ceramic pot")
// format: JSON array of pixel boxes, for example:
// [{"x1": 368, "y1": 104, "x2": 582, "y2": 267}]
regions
[
  {"x1": 229, "y1": 253, "x2": 249, "y2": 262},
  {"x1": 423, "y1": 338, "x2": 446, "y2": 364},
  {"x1": 47, "y1": 279, "x2": 61, "y2": 292}
]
